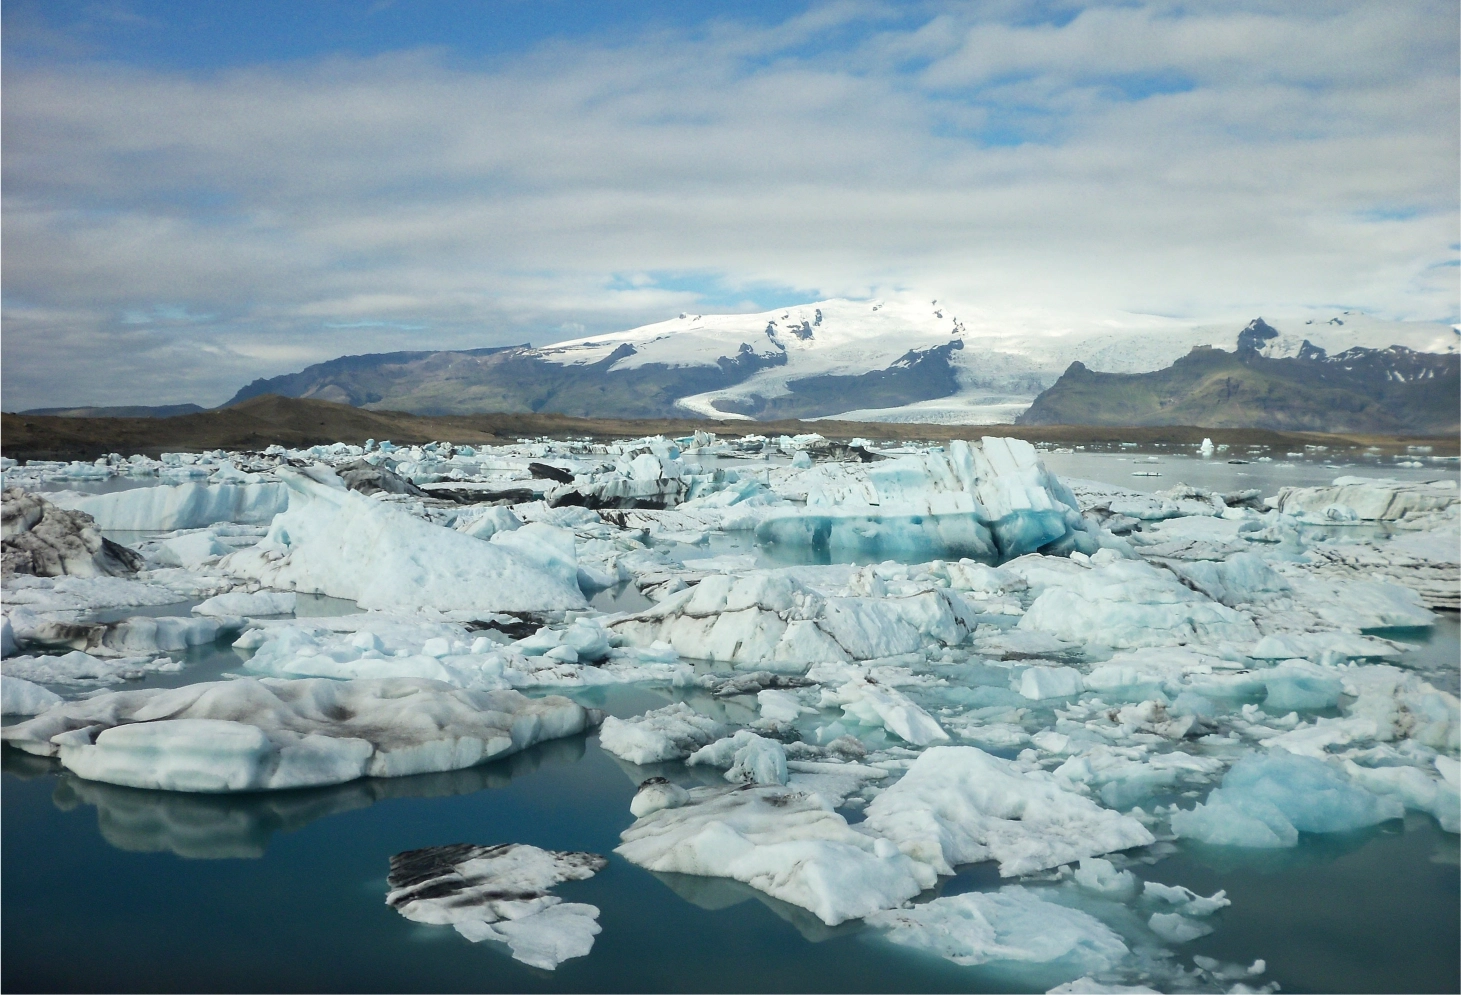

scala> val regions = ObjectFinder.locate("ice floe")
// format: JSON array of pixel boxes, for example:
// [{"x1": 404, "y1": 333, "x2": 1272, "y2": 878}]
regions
[
  {"x1": 861, "y1": 746, "x2": 1155, "y2": 877},
  {"x1": 385, "y1": 842, "x2": 606, "y2": 969},
  {"x1": 1, "y1": 678, "x2": 600, "y2": 791}
]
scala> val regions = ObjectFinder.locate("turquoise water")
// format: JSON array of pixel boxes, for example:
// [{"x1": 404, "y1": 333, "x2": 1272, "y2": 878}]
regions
[{"x1": 3, "y1": 725, "x2": 1456, "y2": 993}]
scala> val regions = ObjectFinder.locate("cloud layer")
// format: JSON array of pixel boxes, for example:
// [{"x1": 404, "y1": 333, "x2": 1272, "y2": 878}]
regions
[{"x1": 3, "y1": 1, "x2": 1457, "y2": 408}]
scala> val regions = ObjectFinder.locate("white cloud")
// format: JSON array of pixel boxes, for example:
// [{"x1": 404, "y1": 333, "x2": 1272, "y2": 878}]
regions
[{"x1": 1, "y1": 0, "x2": 1456, "y2": 408}]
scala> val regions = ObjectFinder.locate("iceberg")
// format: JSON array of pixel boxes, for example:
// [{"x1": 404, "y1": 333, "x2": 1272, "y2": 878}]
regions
[
  {"x1": 1, "y1": 675, "x2": 63, "y2": 714},
  {"x1": 865, "y1": 886, "x2": 1128, "y2": 971},
  {"x1": 861, "y1": 746, "x2": 1155, "y2": 877},
  {"x1": 616, "y1": 783, "x2": 933, "y2": 925},
  {"x1": 598, "y1": 702, "x2": 727, "y2": 764},
  {"x1": 49, "y1": 481, "x2": 290, "y2": 530},
  {"x1": 687, "y1": 731, "x2": 789, "y2": 785},
  {"x1": 386, "y1": 843, "x2": 606, "y2": 970},
  {"x1": 1170, "y1": 750, "x2": 1404, "y2": 848},
  {"x1": 2, "y1": 489, "x2": 142, "y2": 579},
  {"x1": 221, "y1": 470, "x2": 586, "y2": 613},
  {"x1": 0, "y1": 677, "x2": 600, "y2": 791}
]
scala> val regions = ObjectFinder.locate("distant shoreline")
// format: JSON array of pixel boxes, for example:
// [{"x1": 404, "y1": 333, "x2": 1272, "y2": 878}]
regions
[{"x1": 3, "y1": 394, "x2": 1456, "y2": 463}]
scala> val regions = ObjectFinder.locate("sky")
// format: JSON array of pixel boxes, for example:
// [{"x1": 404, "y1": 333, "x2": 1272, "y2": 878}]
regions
[{"x1": 2, "y1": 0, "x2": 1458, "y2": 409}]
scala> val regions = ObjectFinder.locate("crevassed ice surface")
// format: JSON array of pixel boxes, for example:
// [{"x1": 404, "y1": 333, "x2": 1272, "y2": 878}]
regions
[{"x1": 2, "y1": 437, "x2": 1458, "y2": 993}]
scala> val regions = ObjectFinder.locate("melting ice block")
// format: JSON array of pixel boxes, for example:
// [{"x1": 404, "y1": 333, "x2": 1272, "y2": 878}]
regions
[
  {"x1": 1170, "y1": 750, "x2": 1404, "y2": 848},
  {"x1": 687, "y1": 731, "x2": 789, "y2": 785},
  {"x1": 866, "y1": 886, "x2": 1128, "y2": 971},
  {"x1": 386, "y1": 843, "x2": 606, "y2": 970},
  {"x1": 862, "y1": 746, "x2": 1154, "y2": 877},
  {"x1": 193, "y1": 590, "x2": 297, "y2": 617},
  {"x1": 1015, "y1": 556, "x2": 1257, "y2": 649},
  {"x1": 598, "y1": 702, "x2": 726, "y2": 764},
  {"x1": 616, "y1": 784, "x2": 934, "y2": 925},
  {"x1": 49, "y1": 481, "x2": 290, "y2": 530},
  {"x1": 1, "y1": 675, "x2": 63, "y2": 714},
  {"x1": 0, "y1": 677, "x2": 600, "y2": 791},
  {"x1": 754, "y1": 438, "x2": 1099, "y2": 563},
  {"x1": 221, "y1": 470, "x2": 586, "y2": 613}
]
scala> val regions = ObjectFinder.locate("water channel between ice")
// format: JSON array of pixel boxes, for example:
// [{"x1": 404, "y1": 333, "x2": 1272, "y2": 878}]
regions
[{"x1": 3, "y1": 448, "x2": 1457, "y2": 993}]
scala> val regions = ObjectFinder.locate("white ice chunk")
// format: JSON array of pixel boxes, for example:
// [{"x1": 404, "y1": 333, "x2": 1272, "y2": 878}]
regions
[
  {"x1": 866, "y1": 886, "x2": 1128, "y2": 971},
  {"x1": 221, "y1": 470, "x2": 586, "y2": 613},
  {"x1": 386, "y1": 842, "x2": 606, "y2": 970},
  {"x1": 1, "y1": 675, "x2": 63, "y2": 714},
  {"x1": 1072, "y1": 857, "x2": 1137, "y2": 899},
  {"x1": 1018, "y1": 666, "x2": 1085, "y2": 700},
  {"x1": 194, "y1": 591, "x2": 297, "y2": 617},
  {"x1": 1147, "y1": 912, "x2": 1213, "y2": 943},
  {"x1": 50, "y1": 481, "x2": 289, "y2": 530},
  {"x1": 687, "y1": 731, "x2": 788, "y2": 785},
  {"x1": 597, "y1": 702, "x2": 726, "y2": 764},
  {"x1": 616, "y1": 783, "x2": 933, "y2": 925},
  {"x1": 862, "y1": 746, "x2": 1155, "y2": 877},
  {"x1": 823, "y1": 678, "x2": 950, "y2": 746}
]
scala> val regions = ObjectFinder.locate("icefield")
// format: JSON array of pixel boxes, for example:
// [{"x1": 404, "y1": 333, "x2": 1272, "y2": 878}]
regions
[{"x1": 3, "y1": 434, "x2": 1459, "y2": 991}]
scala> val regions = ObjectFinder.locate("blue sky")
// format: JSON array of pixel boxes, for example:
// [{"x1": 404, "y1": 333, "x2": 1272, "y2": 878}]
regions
[{"x1": 3, "y1": 1, "x2": 1457, "y2": 407}]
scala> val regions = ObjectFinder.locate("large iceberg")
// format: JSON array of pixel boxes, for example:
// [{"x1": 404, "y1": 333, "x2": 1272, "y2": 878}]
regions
[
  {"x1": 221, "y1": 470, "x2": 586, "y2": 612},
  {"x1": 755, "y1": 438, "x2": 1102, "y2": 563},
  {"x1": 49, "y1": 480, "x2": 290, "y2": 530},
  {"x1": 0, "y1": 677, "x2": 600, "y2": 791}
]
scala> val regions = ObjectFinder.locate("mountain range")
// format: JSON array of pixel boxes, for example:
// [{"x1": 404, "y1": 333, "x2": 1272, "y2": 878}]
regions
[
  {"x1": 1019, "y1": 320, "x2": 1459, "y2": 434},
  {"x1": 20, "y1": 300, "x2": 1460, "y2": 433}
]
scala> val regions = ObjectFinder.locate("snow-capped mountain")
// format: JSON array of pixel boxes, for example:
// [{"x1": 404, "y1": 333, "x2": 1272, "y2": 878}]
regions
[{"x1": 222, "y1": 297, "x2": 1458, "y2": 424}]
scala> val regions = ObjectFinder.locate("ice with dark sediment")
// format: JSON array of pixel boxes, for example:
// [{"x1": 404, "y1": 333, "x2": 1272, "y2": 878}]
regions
[
  {"x1": 0, "y1": 677, "x2": 600, "y2": 791},
  {"x1": 385, "y1": 842, "x2": 607, "y2": 969}
]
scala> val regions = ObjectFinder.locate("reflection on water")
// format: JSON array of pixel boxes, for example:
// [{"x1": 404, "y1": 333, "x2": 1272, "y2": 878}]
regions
[
  {"x1": 24, "y1": 737, "x2": 588, "y2": 860},
  {"x1": 3, "y1": 732, "x2": 1458, "y2": 994}
]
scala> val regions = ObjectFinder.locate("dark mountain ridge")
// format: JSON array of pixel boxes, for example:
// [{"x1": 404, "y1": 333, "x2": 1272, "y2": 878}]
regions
[{"x1": 1019, "y1": 321, "x2": 1458, "y2": 434}]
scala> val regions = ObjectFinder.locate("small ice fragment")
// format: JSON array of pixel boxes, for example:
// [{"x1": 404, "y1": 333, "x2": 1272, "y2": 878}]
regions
[{"x1": 1147, "y1": 912, "x2": 1214, "y2": 943}]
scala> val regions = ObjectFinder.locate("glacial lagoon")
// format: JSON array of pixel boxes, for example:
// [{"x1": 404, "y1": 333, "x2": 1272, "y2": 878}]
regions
[{"x1": 3, "y1": 442, "x2": 1458, "y2": 993}]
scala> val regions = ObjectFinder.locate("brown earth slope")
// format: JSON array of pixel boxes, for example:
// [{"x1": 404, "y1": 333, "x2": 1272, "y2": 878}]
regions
[{"x1": 2, "y1": 395, "x2": 1454, "y2": 463}]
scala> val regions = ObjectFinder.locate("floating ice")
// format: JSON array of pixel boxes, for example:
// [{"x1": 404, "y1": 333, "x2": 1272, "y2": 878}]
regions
[
  {"x1": 1260, "y1": 660, "x2": 1345, "y2": 711},
  {"x1": 1147, "y1": 912, "x2": 1213, "y2": 943},
  {"x1": 687, "y1": 731, "x2": 789, "y2": 785},
  {"x1": 49, "y1": 480, "x2": 290, "y2": 530},
  {"x1": 2, "y1": 649, "x2": 183, "y2": 686},
  {"x1": 2, "y1": 489, "x2": 142, "y2": 579},
  {"x1": 616, "y1": 783, "x2": 933, "y2": 925},
  {"x1": 221, "y1": 470, "x2": 587, "y2": 613},
  {"x1": 862, "y1": 746, "x2": 1155, "y2": 877},
  {"x1": 866, "y1": 886, "x2": 1128, "y2": 971},
  {"x1": 598, "y1": 702, "x2": 727, "y2": 764},
  {"x1": 194, "y1": 590, "x2": 297, "y2": 617},
  {"x1": 821, "y1": 678, "x2": 950, "y2": 745},
  {"x1": 1, "y1": 677, "x2": 600, "y2": 791},
  {"x1": 385, "y1": 843, "x2": 606, "y2": 970},
  {"x1": 1170, "y1": 750, "x2": 1404, "y2": 848},
  {"x1": 1018, "y1": 666, "x2": 1085, "y2": 701},
  {"x1": 1, "y1": 675, "x2": 63, "y2": 714},
  {"x1": 1269, "y1": 477, "x2": 1457, "y2": 522},
  {"x1": 1013, "y1": 555, "x2": 1258, "y2": 649}
]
